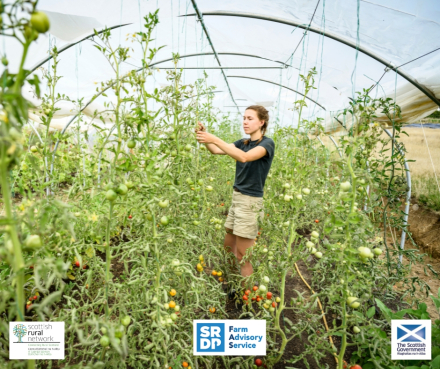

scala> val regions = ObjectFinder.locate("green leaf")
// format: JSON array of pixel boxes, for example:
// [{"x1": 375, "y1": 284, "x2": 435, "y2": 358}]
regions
[
  {"x1": 375, "y1": 298, "x2": 392, "y2": 322},
  {"x1": 431, "y1": 355, "x2": 440, "y2": 369},
  {"x1": 367, "y1": 306, "x2": 375, "y2": 318}
]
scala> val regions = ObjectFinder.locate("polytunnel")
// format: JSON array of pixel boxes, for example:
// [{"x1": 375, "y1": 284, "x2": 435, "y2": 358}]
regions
[
  {"x1": 3, "y1": 0, "x2": 440, "y2": 134},
  {"x1": 2, "y1": 1, "x2": 440, "y2": 369}
]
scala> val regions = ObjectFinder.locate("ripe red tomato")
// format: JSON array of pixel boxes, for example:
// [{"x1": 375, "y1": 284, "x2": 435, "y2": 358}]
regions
[
  {"x1": 272, "y1": 302, "x2": 277, "y2": 308},
  {"x1": 315, "y1": 219, "x2": 319, "y2": 223},
  {"x1": 30, "y1": 265, "x2": 34, "y2": 269},
  {"x1": 256, "y1": 297, "x2": 262, "y2": 302},
  {"x1": 33, "y1": 295, "x2": 38, "y2": 300},
  {"x1": 349, "y1": 366, "x2": 362, "y2": 369},
  {"x1": 253, "y1": 286, "x2": 258, "y2": 291},
  {"x1": 243, "y1": 295, "x2": 248, "y2": 301},
  {"x1": 251, "y1": 297, "x2": 256, "y2": 301},
  {"x1": 75, "y1": 261, "x2": 80, "y2": 267},
  {"x1": 27, "y1": 304, "x2": 33, "y2": 310},
  {"x1": 245, "y1": 290, "x2": 250, "y2": 295},
  {"x1": 128, "y1": 215, "x2": 132, "y2": 219},
  {"x1": 83, "y1": 265, "x2": 87, "y2": 269},
  {"x1": 266, "y1": 292, "x2": 273, "y2": 299},
  {"x1": 255, "y1": 358, "x2": 263, "y2": 367}
]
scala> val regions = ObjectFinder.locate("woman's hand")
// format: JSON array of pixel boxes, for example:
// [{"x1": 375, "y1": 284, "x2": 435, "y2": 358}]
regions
[
  {"x1": 195, "y1": 121, "x2": 206, "y2": 133},
  {"x1": 196, "y1": 130, "x2": 218, "y2": 144}
]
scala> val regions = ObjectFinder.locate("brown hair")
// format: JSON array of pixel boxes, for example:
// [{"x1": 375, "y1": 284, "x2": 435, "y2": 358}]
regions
[{"x1": 243, "y1": 105, "x2": 269, "y2": 145}]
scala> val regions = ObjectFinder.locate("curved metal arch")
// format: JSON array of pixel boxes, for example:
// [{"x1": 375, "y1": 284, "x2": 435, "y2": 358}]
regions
[
  {"x1": 29, "y1": 23, "x2": 132, "y2": 74},
  {"x1": 183, "y1": 11, "x2": 440, "y2": 107},
  {"x1": 227, "y1": 75, "x2": 326, "y2": 111},
  {"x1": 149, "y1": 52, "x2": 293, "y2": 68}
]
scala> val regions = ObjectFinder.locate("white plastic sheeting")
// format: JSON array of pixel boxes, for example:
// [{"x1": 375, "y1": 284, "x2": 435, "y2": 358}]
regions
[{"x1": 2, "y1": 0, "x2": 439, "y2": 133}]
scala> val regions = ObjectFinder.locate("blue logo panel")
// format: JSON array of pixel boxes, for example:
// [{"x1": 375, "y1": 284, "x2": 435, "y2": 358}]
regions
[
  {"x1": 196, "y1": 323, "x2": 225, "y2": 352},
  {"x1": 397, "y1": 324, "x2": 425, "y2": 342}
]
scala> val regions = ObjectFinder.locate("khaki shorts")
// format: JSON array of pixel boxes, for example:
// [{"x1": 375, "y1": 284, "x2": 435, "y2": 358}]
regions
[{"x1": 224, "y1": 191, "x2": 264, "y2": 239}]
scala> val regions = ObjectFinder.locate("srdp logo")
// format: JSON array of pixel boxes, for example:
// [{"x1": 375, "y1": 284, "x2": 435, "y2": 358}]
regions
[
  {"x1": 196, "y1": 323, "x2": 225, "y2": 352},
  {"x1": 397, "y1": 324, "x2": 426, "y2": 342}
]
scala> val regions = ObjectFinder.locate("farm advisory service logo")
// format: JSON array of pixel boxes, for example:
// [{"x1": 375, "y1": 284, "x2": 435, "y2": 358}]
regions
[
  {"x1": 193, "y1": 320, "x2": 266, "y2": 356},
  {"x1": 9, "y1": 322, "x2": 65, "y2": 359},
  {"x1": 391, "y1": 320, "x2": 431, "y2": 360}
]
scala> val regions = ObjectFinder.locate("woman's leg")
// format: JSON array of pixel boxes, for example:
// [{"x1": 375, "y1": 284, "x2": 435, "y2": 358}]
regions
[
  {"x1": 223, "y1": 228, "x2": 237, "y2": 257},
  {"x1": 236, "y1": 236, "x2": 256, "y2": 278}
]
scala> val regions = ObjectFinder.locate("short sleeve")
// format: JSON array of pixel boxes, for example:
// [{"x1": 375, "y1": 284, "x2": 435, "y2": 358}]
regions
[
  {"x1": 259, "y1": 138, "x2": 275, "y2": 158},
  {"x1": 233, "y1": 139, "x2": 243, "y2": 148}
]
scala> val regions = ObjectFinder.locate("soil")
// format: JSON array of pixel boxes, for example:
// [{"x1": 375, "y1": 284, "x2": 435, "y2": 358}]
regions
[{"x1": 390, "y1": 198, "x2": 440, "y2": 321}]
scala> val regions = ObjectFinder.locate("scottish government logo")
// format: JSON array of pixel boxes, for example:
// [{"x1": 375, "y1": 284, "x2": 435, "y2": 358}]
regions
[
  {"x1": 391, "y1": 320, "x2": 431, "y2": 360},
  {"x1": 194, "y1": 320, "x2": 266, "y2": 356}
]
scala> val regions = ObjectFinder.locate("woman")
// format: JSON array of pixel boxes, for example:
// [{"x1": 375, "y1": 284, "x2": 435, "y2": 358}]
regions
[{"x1": 195, "y1": 105, "x2": 275, "y2": 284}]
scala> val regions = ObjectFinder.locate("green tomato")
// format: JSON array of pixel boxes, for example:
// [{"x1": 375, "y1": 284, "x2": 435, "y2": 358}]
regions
[
  {"x1": 193, "y1": 221, "x2": 200, "y2": 226},
  {"x1": 116, "y1": 184, "x2": 128, "y2": 195},
  {"x1": 160, "y1": 216, "x2": 169, "y2": 226},
  {"x1": 315, "y1": 251, "x2": 323, "y2": 259},
  {"x1": 25, "y1": 235, "x2": 42, "y2": 249},
  {"x1": 185, "y1": 144, "x2": 192, "y2": 151},
  {"x1": 263, "y1": 276, "x2": 270, "y2": 283},
  {"x1": 30, "y1": 146, "x2": 38, "y2": 153},
  {"x1": 127, "y1": 139, "x2": 136, "y2": 149},
  {"x1": 296, "y1": 194, "x2": 302, "y2": 200},
  {"x1": 105, "y1": 190, "x2": 118, "y2": 202},
  {"x1": 105, "y1": 182, "x2": 114, "y2": 191},
  {"x1": 121, "y1": 315, "x2": 131, "y2": 327},
  {"x1": 125, "y1": 181, "x2": 134, "y2": 189},
  {"x1": 114, "y1": 337, "x2": 121, "y2": 346},
  {"x1": 258, "y1": 285, "x2": 267, "y2": 293},
  {"x1": 353, "y1": 326, "x2": 361, "y2": 333},
  {"x1": 114, "y1": 325, "x2": 125, "y2": 338},
  {"x1": 358, "y1": 247, "x2": 371, "y2": 259},
  {"x1": 146, "y1": 213, "x2": 153, "y2": 221},
  {"x1": 302, "y1": 188, "x2": 310, "y2": 195},
  {"x1": 206, "y1": 186, "x2": 213, "y2": 192},
  {"x1": 167, "y1": 238, "x2": 173, "y2": 244},
  {"x1": 100, "y1": 327, "x2": 107, "y2": 335},
  {"x1": 373, "y1": 248, "x2": 383, "y2": 256},
  {"x1": 158, "y1": 199, "x2": 169, "y2": 208},
  {"x1": 306, "y1": 241, "x2": 314, "y2": 248},
  {"x1": 100, "y1": 335, "x2": 110, "y2": 347},
  {"x1": 174, "y1": 305, "x2": 180, "y2": 312},
  {"x1": 311, "y1": 231, "x2": 319, "y2": 238},
  {"x1": 197, "y1": 179, "x2": 204, "y2": 185},
  {"x1": 170, "y1": 313, "x2": 178, "y2": 321},
  {"x1": 347, "y1": 297, "x2": 360, "y2": 309},
  {"x1": 209, "y1": 177, "x2": 214, "y2": 182},
  {"x1": 340, "y1": 181, "x2": 351, "y2": 192},
  {"x1": 30, "y1": 11, "x2": 50, "y2": 33}
]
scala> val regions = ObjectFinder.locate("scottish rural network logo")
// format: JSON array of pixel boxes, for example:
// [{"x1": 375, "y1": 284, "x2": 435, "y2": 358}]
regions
[
  {"x1": 391, "y1": 320, "x2": 431, "y2": 360},
  {"x1": 13, "y1": 324, "x2": 27, "y2": 343}
]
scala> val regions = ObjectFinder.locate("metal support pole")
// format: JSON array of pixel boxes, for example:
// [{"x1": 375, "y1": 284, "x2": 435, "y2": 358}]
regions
[
  {"x1": 189, "y1": 0, "x2": 239, "y2": 113},
  {"x1": 328, "y1": 135, "x2": 342, "y2": 158}
]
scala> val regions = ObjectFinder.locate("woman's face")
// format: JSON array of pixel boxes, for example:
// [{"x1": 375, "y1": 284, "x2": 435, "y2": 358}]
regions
[{"x1": 243, "y1": 109, "x2": 264, "y2": 135}]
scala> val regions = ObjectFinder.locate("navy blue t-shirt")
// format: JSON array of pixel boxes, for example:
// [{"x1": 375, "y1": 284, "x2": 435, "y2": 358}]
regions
[{"x1": 232, "y1": 136, "x2": 275, "y2": 197}]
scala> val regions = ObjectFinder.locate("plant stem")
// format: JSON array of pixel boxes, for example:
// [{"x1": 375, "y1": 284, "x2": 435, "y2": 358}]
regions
[{"x1": 105, "y1": 201, "x2": 113, "y2": 318}]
